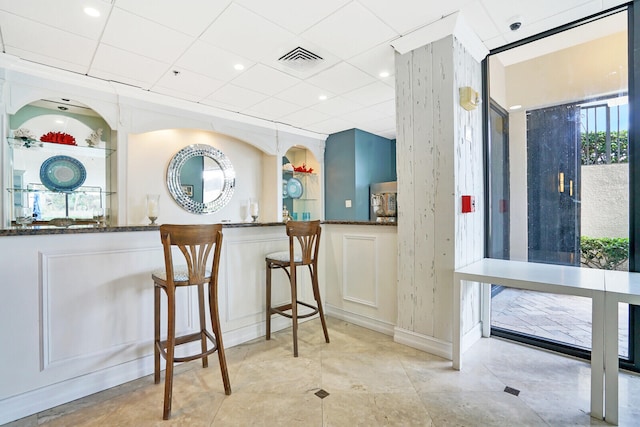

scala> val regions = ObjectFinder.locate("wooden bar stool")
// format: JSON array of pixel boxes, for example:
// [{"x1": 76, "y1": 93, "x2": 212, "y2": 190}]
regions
[
  {"x1": 152, "y1": 224, "x2": 231, "y2": 420},
  {"x1": 265, "y1": 220, "x2": 329, "y2": 356}
]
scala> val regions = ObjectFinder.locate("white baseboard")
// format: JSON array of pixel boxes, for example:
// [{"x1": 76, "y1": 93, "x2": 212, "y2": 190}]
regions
[
  {"x1": 393, "y1": 322, "x2": 483, "y2": 360},
  {"x1": 325, "y1": 304, "x2": 395, "y2": 336},
  {"x1": 393, "y1": 327, "x2": 452, "y2": 359}
]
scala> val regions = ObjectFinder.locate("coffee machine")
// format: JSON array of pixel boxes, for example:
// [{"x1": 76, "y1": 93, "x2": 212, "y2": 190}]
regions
[{"x1": 370, "y1": 181, "x2": 397, "y2": 222}]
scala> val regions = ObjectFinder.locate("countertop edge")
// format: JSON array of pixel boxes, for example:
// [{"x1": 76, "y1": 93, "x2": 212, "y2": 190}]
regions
[{"x1": 0, "y1": 220, "x2": 396, "y2": 237}]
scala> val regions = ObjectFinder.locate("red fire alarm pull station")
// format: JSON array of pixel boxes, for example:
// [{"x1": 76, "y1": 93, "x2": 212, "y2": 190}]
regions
[{"x1": 461, "y1": 195, "x2": 475, "y2": 213}]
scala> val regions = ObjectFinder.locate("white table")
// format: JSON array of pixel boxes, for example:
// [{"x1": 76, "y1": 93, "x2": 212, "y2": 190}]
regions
[
  {"x1": 453, "y1": 258, "x2": 606, "y2": 420},
  {"x1": 603, "y1": 270, "x2": 640, "y2": 425}
]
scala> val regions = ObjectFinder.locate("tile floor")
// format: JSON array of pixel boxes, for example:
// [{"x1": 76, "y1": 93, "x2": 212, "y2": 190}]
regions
[
  {"x1": 492, "y1": 288, "x2": 630, "y2": 357},
  {"x1": 5, "y1": 317, "x2": 640, "y2": 426}
]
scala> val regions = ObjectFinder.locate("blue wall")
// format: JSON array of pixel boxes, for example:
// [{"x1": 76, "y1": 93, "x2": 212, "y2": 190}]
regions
[{"x1": 325, "y1": 129, "x2": 396, "y2": 220}]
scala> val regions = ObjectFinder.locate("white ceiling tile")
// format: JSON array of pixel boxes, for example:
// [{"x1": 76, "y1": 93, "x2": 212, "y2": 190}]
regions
[
  {"x1": 204, "y1": 84, "x2": 268, "y2": 110},
  {"x1": 174, "y1": 40, "x2": 255, "y2": 82},
  {"x1": 301, "y1": 2, "x2": 397, "y2": 60},
  {"x1": 234, "y1": 0, "x2": 350, "y2": 34},
  {"x1": 275, "y1": 82, "x2": 334, "y2": 107},
  {"x1": 114, "y1": 0, "x2": 231, "y2": 37},
  {"x1": 348, "y1": 43, "x2": 396, "y2": 81},
  {"x1": 305, "y1": 116, "x2": 353, "y2": 134},
  {"x1": 341, "y1": 104, "x2": 389, "y2": 124},
  {"x1": 369, "y1": 100, "x2": 396, "y2": 117},
  {"x1": 358, "y1": 115, "x2": 396, "y2": 133},
  {"x1": 230, "y1": 64, "x2": 301, "y2": 96},
  {"x1": 0, "y1": 0, "x2": 110, "y2": 39},
  {"x1": 307, "y1": 62, "x2": 376, "y2": 95},
  {"x1": 480, "y1": 0, "x2": 593, "y2": 36},
  {"x1": 0, "y1": 12, "x2": 96, "y2": 69},
  {"x1": 279, "y1": 108, "x2": 331, "y2": 127},
  {"x1": 602, "y1": 0, "x2": 630, "y2": 8},
  {"x1": 377, "y1": 129, "x2": 397, "y2": 139},
  {"x1": 152, "y1": 68, "x2": 226, "y2": 101},
  {"x1": 101, "y1": 8, "x2": 194, "y2": 62},
  {"x1": 90, "y1": 44, "x2": 168, "y2": 89},
  {"x1": 245, "y1": 97, "x2": 302, "y2": 120},
  {"x1": 460, "y1": 1, "x2": 502, "y2": 42},
  {"x1": 342, "y1": 82, "x2": 394, "y2": 106},
  {"x1": 199, "y1": 3, "x2": 296, "y2": 62},
  {"x1": 151, "y1": 87, "x2": 203, "y2": 103},
  {"x1": 363, "y1": 0, "x2": 475, "y2": 34},
  {"x1": 310, "y1": 96, "x2": 364, "y2": 116}
]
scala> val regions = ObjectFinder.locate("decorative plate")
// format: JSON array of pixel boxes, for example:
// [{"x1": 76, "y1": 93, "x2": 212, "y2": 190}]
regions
[
  {"x1": 283, "y1": 179, "x2": 289, "y2": 198},
  {"x1": 286, "y1": 177, "x2": 303, "y2": 199},
  {"x1": 40, "y1": 155, "x2": 87, "y2": 192}
]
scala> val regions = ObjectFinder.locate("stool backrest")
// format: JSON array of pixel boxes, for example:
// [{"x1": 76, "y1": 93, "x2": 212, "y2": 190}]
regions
[
  {"x1": 159, "y1": 224, "x2": 223, "y2": 286},
  {"x1": 286, "y1": 220, "x2": 321, "y2": 265}
]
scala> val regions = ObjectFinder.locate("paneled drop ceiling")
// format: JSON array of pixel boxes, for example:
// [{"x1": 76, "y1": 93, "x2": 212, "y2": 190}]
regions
[{"x1": 0, "y1": 0, "x2": 629, "y2": 139}]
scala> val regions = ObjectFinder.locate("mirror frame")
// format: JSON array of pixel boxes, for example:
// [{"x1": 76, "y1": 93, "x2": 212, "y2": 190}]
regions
[{"x1": 166, "y1": 144, "x2": 235, "y2": 214}]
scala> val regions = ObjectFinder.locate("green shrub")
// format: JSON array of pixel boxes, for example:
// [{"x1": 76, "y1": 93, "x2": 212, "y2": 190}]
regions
[{"x1": 580, "y1": 236, "x2": 629, "y2": 270}]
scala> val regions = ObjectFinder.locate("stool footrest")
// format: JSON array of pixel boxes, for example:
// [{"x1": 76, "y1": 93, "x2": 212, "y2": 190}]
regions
[
  {"x1": 270, "y1": 300, "x2": 320, "y2": 319},
  {"x1": 156, "y1": 330, "x2": 220, "y2": 363}
]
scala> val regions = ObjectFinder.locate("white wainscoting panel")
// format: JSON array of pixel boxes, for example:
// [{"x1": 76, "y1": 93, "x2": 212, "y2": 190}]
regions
[
  {"x1": 40, "y1": 246, "x2": 163, "y2": 371},
  {"x1": 342, "y1": 234, "x2": 378, "y2": 307}
]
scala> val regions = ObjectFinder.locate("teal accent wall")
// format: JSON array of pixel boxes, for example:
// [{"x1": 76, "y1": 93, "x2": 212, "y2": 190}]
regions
[{"x1": 325, "y1": 129, "x2": 396, "y2": 220}]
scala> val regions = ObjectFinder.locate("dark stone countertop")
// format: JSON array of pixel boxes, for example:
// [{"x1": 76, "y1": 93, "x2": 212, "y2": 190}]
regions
[{"x1": 0, "y1": 220, "x2": 396, "y2": 237}]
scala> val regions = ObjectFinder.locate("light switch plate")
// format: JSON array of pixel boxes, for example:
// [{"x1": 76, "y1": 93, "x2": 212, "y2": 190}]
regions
[{"x1": 345, "y1": 200, "x2": 352, "y2": 208}]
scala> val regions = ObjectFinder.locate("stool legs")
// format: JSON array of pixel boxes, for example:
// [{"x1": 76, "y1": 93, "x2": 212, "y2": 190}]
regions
[
  {"x1": 154, "y1": 283, "x2": 230, "y2": 420},
  {"x1": 209, "y1": 283, "x2": 231, "y2": 395},
  {"x1": 197, "y1": 284, "x2": 208, "y2": 369},
  {"x1": 266, "y1": 260, "x2": 272, "y2": 340},
  {"x1": 265, "y1": 261, "x2": 329, "y2": 357},
  {"x1": 163, "y1": 288, "x2": 176, "y2": 420},
  {"x1": 290, "y1": 266, "x2": 299, "y2": 357},
  {"x1": 154, "y1": 284, "x2": 161, "y2": 384},
  {"x1": 310, "y1": 265, "x2": 330, "y2": 344}
]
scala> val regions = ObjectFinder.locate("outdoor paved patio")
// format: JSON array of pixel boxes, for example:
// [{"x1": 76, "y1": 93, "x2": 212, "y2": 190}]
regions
[{"x1": 492, "y1": 288, "x2": 629, "y2": 357}]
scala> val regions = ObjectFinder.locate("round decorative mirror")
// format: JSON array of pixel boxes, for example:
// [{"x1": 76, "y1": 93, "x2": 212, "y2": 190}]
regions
[{"x1": 167, "y1": 144, "x2": 235, "y2": 214}]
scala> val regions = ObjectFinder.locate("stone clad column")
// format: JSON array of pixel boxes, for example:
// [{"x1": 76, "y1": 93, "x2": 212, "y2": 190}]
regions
[{"x1": 392, "y1": 15, "x2": 487, "y2": 358}]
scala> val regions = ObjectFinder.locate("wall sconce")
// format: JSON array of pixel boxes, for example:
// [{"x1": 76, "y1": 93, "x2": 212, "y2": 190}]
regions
[{"x1": 459, "y1": 86, "x2": 481, "y2": 111}]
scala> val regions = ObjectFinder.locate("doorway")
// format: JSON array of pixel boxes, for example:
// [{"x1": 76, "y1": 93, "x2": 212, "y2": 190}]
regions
[{"x1": 486, "y1": 8, "x2": 633, "y2": 363}]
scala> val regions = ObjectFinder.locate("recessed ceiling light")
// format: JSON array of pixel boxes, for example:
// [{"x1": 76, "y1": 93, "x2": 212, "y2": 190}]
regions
[
  {"x1": 318, "y1": 95, "x2": 327, "y2": 101},
  {"x1": 84, "y1": 7, "x2": 100, "y2": 17},
  {"x1": 234, "y1": 64, "x2": 245, "y2": 71},
  {"x1": 379, "y1": 71, "x2": 390, "y2": 78},
  {"x1": 509, "y1": 105, "x2": 522, "y2": 110}
]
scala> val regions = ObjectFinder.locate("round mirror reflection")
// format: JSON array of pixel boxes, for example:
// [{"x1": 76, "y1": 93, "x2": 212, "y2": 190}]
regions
[{"x1": 167, "y1": 144, "x2": 235, "y2": 214}]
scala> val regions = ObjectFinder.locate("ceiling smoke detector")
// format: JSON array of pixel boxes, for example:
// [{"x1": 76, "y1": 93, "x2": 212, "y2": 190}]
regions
[{"x1": 278, "y1": 47, "x2": 323, "y2": 70}]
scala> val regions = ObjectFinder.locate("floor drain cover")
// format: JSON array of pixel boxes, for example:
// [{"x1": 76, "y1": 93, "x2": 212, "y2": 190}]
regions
[
  {"x1": 504, "y1": 386, "x2": 520, "y2": 396},
  {"x1": 315, "y1": 389, "x2": 330, "y2": 399}
]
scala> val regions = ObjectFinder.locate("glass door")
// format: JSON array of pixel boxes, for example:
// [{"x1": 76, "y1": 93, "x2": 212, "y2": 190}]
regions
[{"x1": 486, "y1": 7, "x2": 633, "y2": 362}]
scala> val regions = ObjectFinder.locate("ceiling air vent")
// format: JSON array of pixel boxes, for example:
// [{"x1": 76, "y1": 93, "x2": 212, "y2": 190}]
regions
[{"x1": 278, "y1": 47, "x2": 323, "y2": 70}]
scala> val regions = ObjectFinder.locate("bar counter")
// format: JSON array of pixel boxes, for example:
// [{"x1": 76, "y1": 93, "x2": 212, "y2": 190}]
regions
[{"x1": 0, "y1": 219, "x2": 397, "y2": 424}]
